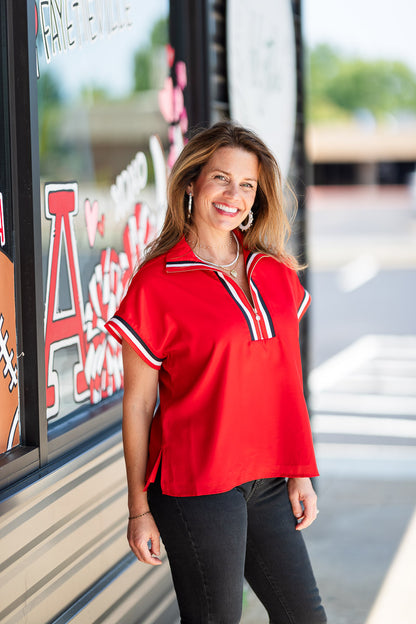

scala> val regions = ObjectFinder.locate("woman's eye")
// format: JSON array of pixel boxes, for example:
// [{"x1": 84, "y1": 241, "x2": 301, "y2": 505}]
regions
[
  {"x1": 214, "y1": 174, "x2": 227, "y2": 181},
  {"x1": 242, "y1": 182, "x2": 254, "y2": 189}
]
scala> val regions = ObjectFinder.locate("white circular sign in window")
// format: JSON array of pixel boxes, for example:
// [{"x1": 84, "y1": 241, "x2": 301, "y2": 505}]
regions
[{"x1": 227, "y1": 0, "x2": 297, "y2": 178}]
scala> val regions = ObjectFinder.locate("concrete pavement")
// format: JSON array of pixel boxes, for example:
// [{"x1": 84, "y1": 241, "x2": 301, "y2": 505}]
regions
[
  {"x1": 365, "y1": 506, "x2": 416, "y2": 624},
  {"x1": 240, "y1": 473, "x2": 416, "y2": 624}
]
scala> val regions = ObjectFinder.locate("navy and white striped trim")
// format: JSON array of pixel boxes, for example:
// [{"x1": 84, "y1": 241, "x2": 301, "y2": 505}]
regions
[
  {"x1": 166, "y1": 260, "x2": 208, "y2": 270},
  {"x1": 297, "y1": 289, "x2": 311, "y2": 319},
  {"x1": 250, "y1": 279, "x2": 276, "y2": 338},
  {"x1": 216, "y1": 273, "x2": 260, "y2": 341},
  {"x1": 107, "y1": 316, "x2": 164, "y2": 368},
  {"x1": 246, "y1": 251, "x2": 262, "y2": 274}
]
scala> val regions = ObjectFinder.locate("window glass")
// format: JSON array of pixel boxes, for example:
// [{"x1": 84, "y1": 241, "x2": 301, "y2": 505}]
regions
[{"x1": 36, "y1": 1, "x2": 171, "y2": 427}]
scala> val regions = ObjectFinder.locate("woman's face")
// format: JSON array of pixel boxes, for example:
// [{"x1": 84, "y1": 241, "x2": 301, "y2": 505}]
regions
[{"x1": 187, "y1": 147, "x2": 259, "y2": 236}]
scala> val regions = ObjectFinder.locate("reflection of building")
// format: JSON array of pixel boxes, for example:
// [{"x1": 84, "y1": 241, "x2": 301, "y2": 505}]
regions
[
  {"x1": 59, "y1": 93, "x2": 169, "y2": 182},
  {"x1": 0, "y1": 2, "x2": 306, "y2": 622},
  {"x1": 307, "y1": 121, "x2": 416, "y2": 185}
]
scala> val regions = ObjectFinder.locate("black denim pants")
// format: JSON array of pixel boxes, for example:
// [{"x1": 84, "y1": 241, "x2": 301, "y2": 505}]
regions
[{"x1": 148, "y1": 475, "x2": 327, "y2": 624}]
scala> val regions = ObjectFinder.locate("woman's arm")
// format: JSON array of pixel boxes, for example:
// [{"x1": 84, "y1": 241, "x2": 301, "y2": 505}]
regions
[{"x1": 122, "y1": 340, "x2": 162, "y2": 565}]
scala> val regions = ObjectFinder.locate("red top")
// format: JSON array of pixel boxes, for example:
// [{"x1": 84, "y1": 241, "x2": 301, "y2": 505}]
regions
[{"x1": 105, "y1": 235, "x2": 318, "y2": 496}]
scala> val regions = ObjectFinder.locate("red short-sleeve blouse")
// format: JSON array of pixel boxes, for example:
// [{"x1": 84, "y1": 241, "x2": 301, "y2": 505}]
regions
[{"x1": 105, "y1": 235, "x2": 318, "y2": 496}]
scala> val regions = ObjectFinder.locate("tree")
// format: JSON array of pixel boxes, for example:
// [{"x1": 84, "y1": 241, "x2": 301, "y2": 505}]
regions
[
  {"x1": 134, "y1": 17, "x2": 168, "y2": 92},
  {"x1": 134, "y1": 49, "x2": 152, "y2": 92},
  {"x1": 151, "y1": 17, "x2": 168, "y2": 48},
  {"x1": 306, "y1": 44, "x2": 416, "y2": 122}
]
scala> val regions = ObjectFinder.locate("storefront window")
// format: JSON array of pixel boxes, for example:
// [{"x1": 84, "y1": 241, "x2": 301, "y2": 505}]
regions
[{"x1": 36, "y1": 1, "x2": 171, "y2": 427}]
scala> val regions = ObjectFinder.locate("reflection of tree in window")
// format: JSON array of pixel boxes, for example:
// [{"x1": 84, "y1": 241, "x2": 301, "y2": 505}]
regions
[
  {"x1": 134, "y1": 17, "x2": 168, "y2": 92},
  {"x1": 38, "y1": 69, "x2": 95, "y2": 181},
  {"x1": 38, "y1": 70, "x2": 64, "y2": 174}
]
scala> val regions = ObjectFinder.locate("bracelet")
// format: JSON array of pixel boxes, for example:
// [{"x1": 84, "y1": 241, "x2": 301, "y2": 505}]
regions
[{"x1": 128, "y1": 510, "x2": 151, "y2": 520}]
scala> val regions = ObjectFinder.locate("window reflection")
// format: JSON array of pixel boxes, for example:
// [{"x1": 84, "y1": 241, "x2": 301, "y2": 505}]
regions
[{"x1": 36, "y1": 1, "x2": 170, "y2": 424}]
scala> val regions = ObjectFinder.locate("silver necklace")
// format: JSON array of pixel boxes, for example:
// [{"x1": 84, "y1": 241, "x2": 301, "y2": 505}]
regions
[
  {"x1": 193, "y1": 231, "x2": 240, "y2": 277},
  {"x1": 198, "y1": 239, "x2": 234, "y2": 250}
]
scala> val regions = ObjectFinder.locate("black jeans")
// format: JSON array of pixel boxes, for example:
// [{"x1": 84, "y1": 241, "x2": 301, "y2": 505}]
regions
[{"x1": 148, "y1": 475, "x2": 327, "y2": 624}]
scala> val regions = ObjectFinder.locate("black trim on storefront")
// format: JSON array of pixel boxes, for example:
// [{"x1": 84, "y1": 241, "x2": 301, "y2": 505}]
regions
[
  {"x1": 169, "y1": 0, "x2": 211, "y2": 128},
  {"x1": 291, "y1": 0, "x2": 310, "y2": 402},
  {"x1": 0, "y1": 0, "x2": 48, "y2": 486}
]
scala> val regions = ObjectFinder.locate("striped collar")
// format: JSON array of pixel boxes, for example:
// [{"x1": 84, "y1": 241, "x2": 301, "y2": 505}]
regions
[{"x1": 165, "y1": 233, "x2": 271, "y2": 277}]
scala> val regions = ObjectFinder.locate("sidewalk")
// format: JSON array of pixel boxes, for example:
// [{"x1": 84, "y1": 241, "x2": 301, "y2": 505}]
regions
[
  {"x1": 305, "y1": 474, "x2": 416, "y2": 624},
  {"x1": 365, "y1": 506, "x2": 416, "y2": 624},
  {"x1": 304, "y1": 333, "x2": 416, "y2": 624},
  {"x1": 240, "y1": 467, "x2": 416, "y2": 624}
]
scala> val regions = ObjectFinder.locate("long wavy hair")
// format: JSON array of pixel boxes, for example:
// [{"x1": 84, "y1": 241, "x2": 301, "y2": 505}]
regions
[{"x1": 143, "y1": 121, "x2": 301, "y2": 269}]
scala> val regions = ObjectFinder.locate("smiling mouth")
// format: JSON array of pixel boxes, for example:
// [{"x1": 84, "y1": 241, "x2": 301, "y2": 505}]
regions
[{"x1": 213, "y1": 202, "x2": 239, "y2": 215}]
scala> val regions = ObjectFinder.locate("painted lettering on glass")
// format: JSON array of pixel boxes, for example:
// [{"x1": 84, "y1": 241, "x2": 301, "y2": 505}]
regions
[
  {"x1": 44, "y1": 183, "x2": 90, "y2": 418},
  {"x1": 85, "y1": 199, "x2": 105, "y2": 248},
  {"x1": 42, "y1": 48, "x2": 188, "y2": 418},
  {"x1": 36, "y1": 0, "x2": 132, "y2": 72},
  {"x1": 0, "y1": 250, "x2": 20, "y2": 452},
  {"x1": 43, "y1": 141, "x2": 164, "y2": 418},
  {"x1": 159, "y1": 45, "x2": 189, "y2": 169}
]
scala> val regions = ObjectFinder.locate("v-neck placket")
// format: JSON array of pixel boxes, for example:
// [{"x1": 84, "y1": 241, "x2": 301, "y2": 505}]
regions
[
  {"x1": 166, "y1": 239, "x2": 276, "y2": 342},
  {"x1": 216, "y1": 250, "x2": 276, "y2": 341}
]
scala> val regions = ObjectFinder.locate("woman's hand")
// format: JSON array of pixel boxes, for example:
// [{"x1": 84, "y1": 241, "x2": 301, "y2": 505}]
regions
[
  {"x1": 127, "y1": 512, "x2": 162, "y2": 565},
  {"x1": 287, "y1": 477, "x2": 319, "y2": 531}
]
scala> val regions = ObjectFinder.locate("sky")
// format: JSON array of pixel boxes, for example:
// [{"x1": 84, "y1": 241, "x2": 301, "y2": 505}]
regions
[
  {"x1": 37, "y1": 0, "x2": 169, "y2": 98},
  {"x1": 302, "y1": 0, "x2": 416, "y2": 72}
]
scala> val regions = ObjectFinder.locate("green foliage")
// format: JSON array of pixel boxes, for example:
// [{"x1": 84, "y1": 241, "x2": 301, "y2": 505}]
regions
[
  {"x1": 134, "y1": 17, "x2": 168, "y2": 92},
  {"x1": 306, "y1": 43, "x2": 416, "y2": 122},
  {"x1": 134, "y1": 49, "x2": 152, "y2": 92},
  {"x1": 37, "y1": 70, "x2": 62, "y2": 112},
  {"x1": 79, "y1": 86, "x2": 111, "y2": 104},
  {"x1": 151, "y1": 17, "x2": 168, "y2": 48}
]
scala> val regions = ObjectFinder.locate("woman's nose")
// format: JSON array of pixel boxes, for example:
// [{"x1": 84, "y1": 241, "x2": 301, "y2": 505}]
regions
[{"x1": 224, "y1": 181, "x2": 240, "y2": 198}]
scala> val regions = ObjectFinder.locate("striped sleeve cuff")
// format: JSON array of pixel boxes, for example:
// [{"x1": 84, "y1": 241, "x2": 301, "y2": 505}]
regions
[
  {"x1": 105, "y1": 316, "x2": 164, "y2": 370},
  {"x1": 297, "y1": 289, "x2": 311, "y2": 320}
]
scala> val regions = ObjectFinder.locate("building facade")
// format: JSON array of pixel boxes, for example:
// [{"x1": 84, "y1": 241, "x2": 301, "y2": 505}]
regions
[{"x1": 0, "y1": 1, "x2": 306, "y2": 622}]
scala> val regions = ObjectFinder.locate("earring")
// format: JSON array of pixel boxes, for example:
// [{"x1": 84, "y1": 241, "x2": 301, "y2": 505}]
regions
[
  {"x1": 188, "y1": 193, "x2": 193, "y2": 218},
  {"x1": 238, "y1": 210, "x2": 254, "y2": 231}
]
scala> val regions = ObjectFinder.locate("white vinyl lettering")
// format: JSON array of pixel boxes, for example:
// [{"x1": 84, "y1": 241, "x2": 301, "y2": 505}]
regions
[
  {"x1": 39, "y1": 0, "x2": 51, "y2": 63},
  {"x1": 36, "y1": 0, "x2": 133, "y2": 72}
]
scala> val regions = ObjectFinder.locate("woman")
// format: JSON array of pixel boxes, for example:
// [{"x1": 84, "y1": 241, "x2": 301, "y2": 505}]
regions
[{"x1": 105, "y1": 122, "x2": 326, "y2": 623}]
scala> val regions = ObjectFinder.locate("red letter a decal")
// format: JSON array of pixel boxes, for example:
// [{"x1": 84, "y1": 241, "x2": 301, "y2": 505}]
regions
[{"x1": 44, "y1": 183, "x2": 88, "y2": 418}]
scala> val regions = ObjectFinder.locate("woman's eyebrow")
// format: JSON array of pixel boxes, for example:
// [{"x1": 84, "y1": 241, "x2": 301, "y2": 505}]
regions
[
  {"x1": 208, "y1": 167, "x2": 230, "y2": 175},
  {"x1": 209, "y1": 168, "x2": 258, "y2": 182}
]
